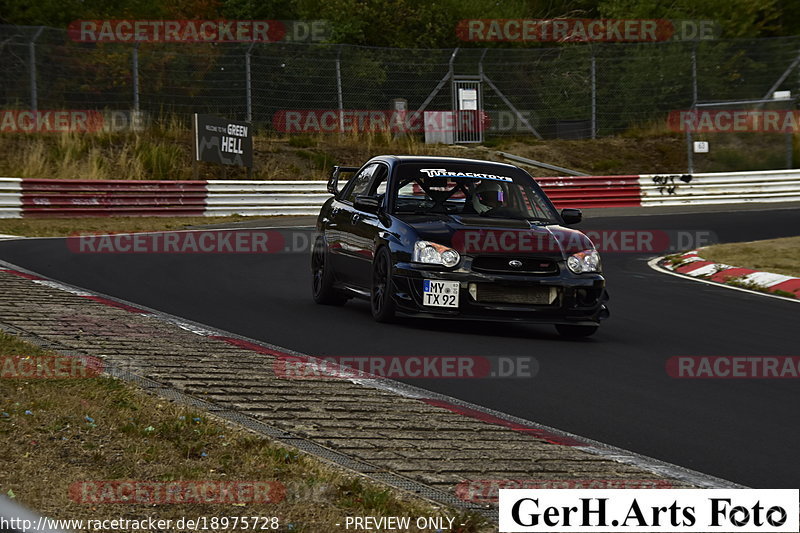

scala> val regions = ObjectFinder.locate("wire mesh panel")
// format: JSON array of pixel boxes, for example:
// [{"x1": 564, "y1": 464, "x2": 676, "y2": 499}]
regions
[
  {"x1": 594, "y1": 41, "x2": 694, "y2": 136},
  {"x1": 687, "y1": 98, "x2": 797, "y2": 172},
  {"x1": 1, "y1": 25, "x2": 798, "y2": 147}
]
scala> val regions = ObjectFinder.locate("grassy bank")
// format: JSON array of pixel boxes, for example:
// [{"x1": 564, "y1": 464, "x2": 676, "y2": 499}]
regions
[
  {"x1": 0, "y1": 331, "x2": 486, "y2": 532},
  {"x1": 0, "y1": 124, "x2": 485, "y2": 181},
  {"x1": 0, "y1": 119, "x2": 712, "y2": 181},
  {"x1": 2, "y1": 117, "x2": 796, "y2": 181},
  {"x1": 700, "y1": 236, "x2": 800, "y2": 278}
]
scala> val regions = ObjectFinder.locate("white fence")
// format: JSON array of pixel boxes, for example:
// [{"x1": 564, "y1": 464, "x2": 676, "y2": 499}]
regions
[
  {"x1": 206, "y1": 180, "x2": 329, "y2": 216},
  {"x1": 0, "y1": 178, "x2": 22, "y2": 219}
]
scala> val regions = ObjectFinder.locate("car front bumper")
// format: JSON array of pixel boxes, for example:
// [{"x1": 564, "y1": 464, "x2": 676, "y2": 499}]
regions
[{"x1": 391, "y1": 261, "x2": 609, "y2": 325}]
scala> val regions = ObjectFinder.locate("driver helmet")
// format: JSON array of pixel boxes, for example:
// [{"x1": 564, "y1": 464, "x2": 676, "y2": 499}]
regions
[{"x1": 472, "y1": 180, "x2": 504, "y2": 213}]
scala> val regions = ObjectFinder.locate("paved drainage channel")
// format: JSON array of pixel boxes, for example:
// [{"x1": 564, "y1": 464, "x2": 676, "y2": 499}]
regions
[{"x1": 0, "y1": 319, "x2": 491, "y2": 520}]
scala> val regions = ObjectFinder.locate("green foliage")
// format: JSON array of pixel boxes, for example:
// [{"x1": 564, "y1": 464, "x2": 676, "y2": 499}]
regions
[
  {"x1": 133, "y1": 137, "x2": 184, "y2": 179},
  {"x1": 3, "y1": 0, "x2": 798, "y2": 45},
  {"x1": 773, "y1": 289, "x2": 797, "y2": 299},
  {"x1": 597, "y1": 0, "x2": 784, "y2": 38},
  {"x1": 0, "y1": 0, "x2": 171, "y2": 26}
]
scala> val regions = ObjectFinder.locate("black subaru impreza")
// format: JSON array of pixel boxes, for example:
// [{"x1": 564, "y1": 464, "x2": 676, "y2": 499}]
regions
[{"x1": 311, "y1": 155, "x2": 609, "y2": 337}]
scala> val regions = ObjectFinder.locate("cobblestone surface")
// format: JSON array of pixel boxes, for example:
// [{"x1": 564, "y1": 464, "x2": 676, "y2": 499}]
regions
[{"x1": 0, "y1": 269, "x2": 685, "y2": 513}]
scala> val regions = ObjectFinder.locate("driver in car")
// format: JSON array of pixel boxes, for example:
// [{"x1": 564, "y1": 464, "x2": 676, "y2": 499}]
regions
[{"x1": 471, "y1": 180, "x2": 505, "y2": 214}]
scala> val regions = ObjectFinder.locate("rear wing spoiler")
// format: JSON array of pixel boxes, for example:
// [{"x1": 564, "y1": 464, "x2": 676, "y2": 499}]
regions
[{"x1": 327, "y1": 165, "x2": 360, "y2": 196}]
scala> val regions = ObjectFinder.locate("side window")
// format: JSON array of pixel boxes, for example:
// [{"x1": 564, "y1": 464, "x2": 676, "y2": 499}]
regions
[
  {"x1": 343, "y1": 164, "x2": 377, "y2": 203},
  {"x1": 368, "y1": 164, "x2": 389, "y2": 196}
]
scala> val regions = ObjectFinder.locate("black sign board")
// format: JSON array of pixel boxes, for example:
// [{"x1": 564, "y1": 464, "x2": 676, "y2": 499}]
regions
[{"x1": 194, "y1": 114, "x2": 253, "y2": 168}]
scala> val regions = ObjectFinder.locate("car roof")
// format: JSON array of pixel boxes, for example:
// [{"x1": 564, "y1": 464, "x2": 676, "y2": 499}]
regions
[{"x1": 369, "y1": 155, "x2": 521, "y2": 170}]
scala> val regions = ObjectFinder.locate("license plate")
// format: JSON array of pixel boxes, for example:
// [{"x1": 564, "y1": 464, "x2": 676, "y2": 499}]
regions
[{"x1": 423, "y1": 280, "x2": 460, "y2": 308}]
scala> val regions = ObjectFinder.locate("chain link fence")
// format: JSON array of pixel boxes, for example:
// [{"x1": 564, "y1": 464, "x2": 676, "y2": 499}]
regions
[{"x1": 2, "y1": 25, "x2": 799, "y2": 145}]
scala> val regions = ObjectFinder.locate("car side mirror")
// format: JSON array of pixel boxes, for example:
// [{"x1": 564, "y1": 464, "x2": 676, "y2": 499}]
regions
[
  {"x1": 354, "y1": 195, "x2": 381, "y2": 213},
  {"x1": 560, "y1": 208, "x2": 582, "y2": 225}
]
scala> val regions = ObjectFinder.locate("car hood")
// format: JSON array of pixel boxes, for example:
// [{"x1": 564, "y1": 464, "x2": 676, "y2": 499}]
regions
[{"x1": 396, "y1": 214, "x2": 595, "y2": 259}]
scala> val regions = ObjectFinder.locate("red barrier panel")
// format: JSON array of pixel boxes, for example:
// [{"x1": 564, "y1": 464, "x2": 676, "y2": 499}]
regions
[
  {"x1": 23, "y1": 207, "x2": 206, "y2": 217},
  {"x1": 16, "y1": 174, "x2": 642, "y2": 217},
  {"x1": 21, "y1": 179, "x2": 208, "y2": 217},
  {"x1": 535, "y1": 175, "x2": 641, "y2": 186},
  {"x1": 22, "y1": 179, "x2": 206, "y2": 191},
  {"x1": 22, "y1": 195, "x2": 206, "y2": 207},
  {"x1": 539, "y1": 175, "x2": 641, "y2": 208}
]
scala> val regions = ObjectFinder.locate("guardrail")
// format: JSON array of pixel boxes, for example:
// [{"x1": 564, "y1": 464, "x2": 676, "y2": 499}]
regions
[
  {"x1": 1, "y1": 170, "x2": 799, "y2": 218},
  {"x1": 0, "y1": 178, "x2": 22, "y2": 218},
  {"x1": 206, "y1": 180, "x2": 330, "y2": 216},
  {"x1": 537, "y1": 175, "x2": 642, "y2": 208},
  {"x1": 2, "y1": 178, "x2": 206, "y2": 217},
  {"x1": 639, "y1": 170, "x2": 800, "y2": 206}
]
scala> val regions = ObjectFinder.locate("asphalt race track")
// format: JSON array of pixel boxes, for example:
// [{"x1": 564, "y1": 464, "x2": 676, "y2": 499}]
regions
[{"x1": 1, "y1": 206, "x2": 798, "y2": 489}]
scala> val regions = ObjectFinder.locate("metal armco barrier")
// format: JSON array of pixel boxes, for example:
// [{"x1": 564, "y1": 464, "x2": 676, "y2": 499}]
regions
[
  {"x1": 639, "y1": 169, "x2": 800, "y2": 206},
  {"x1": 0, "y1": 170, "x2": 799, "y2": 218},
  {"x1": 15, "y1": 178, "x2": 206, "y2": 217},
  {"x1": 537, "y1": 175, "x2": 642, "y2": 208},
  {"x1": 206, "y1": 180, "x2": 331, "y2": 216},
  {"x1": 0, "y1": 178, "x2": 22, "y2": 218}
]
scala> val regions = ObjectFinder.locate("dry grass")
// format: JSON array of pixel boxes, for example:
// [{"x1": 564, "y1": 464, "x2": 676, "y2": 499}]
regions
[
  {"x1": 0, "y1": 123, "x2": 492, "y2": 182},
  {"x1": 0, "y1": 332, "x2": 488, "y2": 532},
  {"x1": 700, "y1": 236, "x2": 800, "y2": 278},
  {"x1": 0, "y1": 114, "x2": 702, "y2": 182},
  {"x1": 0, "y1": 216, "x2": 273, "y2": 238},
  {"x1": 7, "y1": 130, "x2": 185, "y2": 181}
]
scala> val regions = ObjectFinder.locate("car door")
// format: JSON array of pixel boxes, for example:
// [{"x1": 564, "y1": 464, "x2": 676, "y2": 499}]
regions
[
  {"x1": 330, "y1": 163, "x2": 378, "y2": 284},
  {"x1": 347, "y1": 163, "x2": 390, "y2": 288}
]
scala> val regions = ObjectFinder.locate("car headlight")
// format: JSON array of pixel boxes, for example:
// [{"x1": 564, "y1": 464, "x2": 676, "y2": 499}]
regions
[
  {"x1": 567, "y1": 249, "x2": 601, "y2": 274},
  {"x1": 412, "y1": 241, "x2": 460, "y2": 267}
]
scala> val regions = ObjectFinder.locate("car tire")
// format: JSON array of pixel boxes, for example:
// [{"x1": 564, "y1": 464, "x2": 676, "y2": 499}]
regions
[
  {"x1": 311, "y1": 238, "x2": 347, "y2": 306},
  {"x1": 371, "y1": 247, "x2": 397, "y2": 323},
  {"x1": 555, "y1": 324, "x2": 598, "y2": 338}
]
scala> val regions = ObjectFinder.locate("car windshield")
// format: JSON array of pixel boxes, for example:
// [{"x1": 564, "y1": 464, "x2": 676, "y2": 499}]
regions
[{"x1": 392, "y1": 162, "x2": 559, "y2": 222}]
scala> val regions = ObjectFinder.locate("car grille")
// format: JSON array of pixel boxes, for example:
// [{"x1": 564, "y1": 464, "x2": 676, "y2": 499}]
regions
[
  {"x1": 471, "y1": 256, "x2": 559, "y2": 275},
  {"x1": 473, "y1": 284, "x2": 557, "y2": 305}
]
